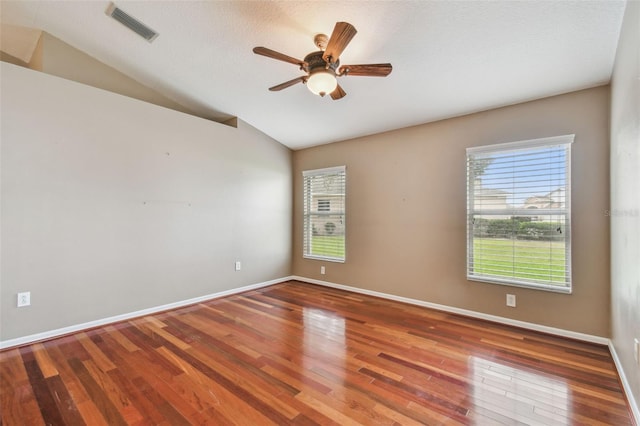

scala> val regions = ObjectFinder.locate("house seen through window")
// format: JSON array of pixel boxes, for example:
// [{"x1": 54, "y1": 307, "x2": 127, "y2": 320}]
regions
[
  {"x1": 303, "y1": 166, "x2": 346, "y2": 262},
  {"x1": 317, "y1": 200, "x2": 331, "y2": 212},
  {"x1": 466, "y1": 135, "x2": 573, "y2": 293}
]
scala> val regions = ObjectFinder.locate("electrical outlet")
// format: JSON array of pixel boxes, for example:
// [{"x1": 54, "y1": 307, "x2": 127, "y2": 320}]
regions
[
  {"x1": 634, "y1": 338, "x2": 640, "y2": 365},
  {"x1": 17, "y1": 292, "x2": 31, "y2": 307},
  {"x1": 320, "y1": 266, "x2": 326, "y2": 275},
  {"x1": 506, "y1": 294, "x2": 516, "y2": 307},
  {"x1": 235, "y1": 261, "x2": 241, "y2": 271}
]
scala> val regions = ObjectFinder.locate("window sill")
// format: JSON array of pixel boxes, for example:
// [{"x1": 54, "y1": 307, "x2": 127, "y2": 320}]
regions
[
  {"x1": 304, "y1": 254, "x2": 345, "y2": 263},
  {"x1": 467, "y1": 276, "x2": 572, "y2": 294}
]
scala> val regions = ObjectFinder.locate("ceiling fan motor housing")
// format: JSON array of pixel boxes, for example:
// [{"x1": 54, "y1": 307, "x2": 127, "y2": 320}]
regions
[{"x1": 304, "y1": 51, "x2": 339, "y2": 75}]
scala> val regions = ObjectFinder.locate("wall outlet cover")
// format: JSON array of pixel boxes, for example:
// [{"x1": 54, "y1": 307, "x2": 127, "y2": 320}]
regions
[
  {"x1": 17, "y1": 291, "x2": 31, "y2": 307},
  {"x1": 506, "y1": 294, "x2": 516, "y2": 307}
]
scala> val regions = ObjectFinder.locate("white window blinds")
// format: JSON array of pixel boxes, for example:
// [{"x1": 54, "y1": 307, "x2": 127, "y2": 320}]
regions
[
  {"x1": 303, "y1": 166, "x2": 346, "y2": 262},
  {"x1": 466, "y1": 135, "x2": 573, "y2": 292}
]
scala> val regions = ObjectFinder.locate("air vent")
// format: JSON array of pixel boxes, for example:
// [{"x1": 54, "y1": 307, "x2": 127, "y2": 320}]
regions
[{"x1": 106, "y1": 3, "x2": 158, "y2": 42}]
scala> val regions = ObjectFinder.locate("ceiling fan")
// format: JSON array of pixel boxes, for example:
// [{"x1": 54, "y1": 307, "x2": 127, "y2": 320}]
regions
[{"x1": 253, "y1": 22, "x2": 392, "y2": 100}]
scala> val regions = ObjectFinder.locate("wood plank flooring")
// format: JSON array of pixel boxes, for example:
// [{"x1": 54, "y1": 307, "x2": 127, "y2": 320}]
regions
[{"x1": 1, "y1": 280, "x2": 634, "y2": 425}]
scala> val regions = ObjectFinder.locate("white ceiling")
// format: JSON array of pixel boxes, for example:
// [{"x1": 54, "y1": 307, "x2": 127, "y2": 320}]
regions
[{"x1": 1, "y1": 1, "x2": 627, "y2": 150}]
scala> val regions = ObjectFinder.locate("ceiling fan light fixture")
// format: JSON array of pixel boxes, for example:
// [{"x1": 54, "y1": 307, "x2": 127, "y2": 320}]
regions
[
  {"x1": 253, "y1": 21, "x2": 391, "y2": 100},
  {"x1": 306, "y1": 70, "x2": 337, "y2": 97}
]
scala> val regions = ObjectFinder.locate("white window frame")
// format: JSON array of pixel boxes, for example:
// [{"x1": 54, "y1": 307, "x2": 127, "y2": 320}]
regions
[
  {"x1": 303, "y1": 166, "x2": 346, "y2": 262},
  {"x1": 466, "y1": 135, "x2": 573, "y2": 293}
]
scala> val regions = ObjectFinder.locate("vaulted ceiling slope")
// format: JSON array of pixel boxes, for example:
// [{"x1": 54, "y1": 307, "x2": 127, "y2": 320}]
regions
[{"x1": 0, "y1": 1, "x2": 627, "y2": 149}]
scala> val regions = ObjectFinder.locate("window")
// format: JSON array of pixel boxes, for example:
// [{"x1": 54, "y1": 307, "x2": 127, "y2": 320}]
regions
[
  {"x1": 303, "y1": 166, "x2": 346, "y2": 262},
  {"x1": 466, "y1": 135, "x2": 573, "y2": 293}
]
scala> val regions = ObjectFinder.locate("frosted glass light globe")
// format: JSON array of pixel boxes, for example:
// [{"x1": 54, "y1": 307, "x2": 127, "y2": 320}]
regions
[{"x1": 307, "y1": 71, "x2": 338, "y2": 97}]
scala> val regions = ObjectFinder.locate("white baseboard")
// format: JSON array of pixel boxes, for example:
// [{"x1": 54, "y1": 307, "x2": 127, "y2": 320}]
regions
[
  {"x1": 0, "y1": 276, "x2": 294, "y2": 350},
  {"x1": 291, "y1": 276, "x2": 609, "y2": 345},
  {"x1": 3, "y1": 275, "x2": 607, "y2": 348},
  {"x1": 609, "y1": 341, "x2": 640, "y2": 425}
]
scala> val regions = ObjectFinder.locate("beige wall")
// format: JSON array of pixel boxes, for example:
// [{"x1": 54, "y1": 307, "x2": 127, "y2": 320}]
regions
[
  {"x1": 610, "y1": 0, "x2": 640, "y2": 414},
  {"x1": 293, "y1": 86, "x2": 611, "y2": 337},
  {"x1": 0, "y1": 63, "x2": 292, "y2": 341}
]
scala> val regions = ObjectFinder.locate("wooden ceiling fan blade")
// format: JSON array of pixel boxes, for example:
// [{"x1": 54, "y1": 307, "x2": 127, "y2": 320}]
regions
[
  {"x1": 339, "y1": 63, "x2": 393, "y2": 77},
  {"x1": 322, "y1": 22, "x2": 357, "y2": 63},
  {"x1": 253, "y1": 46, "x2": 306, "y2": 67},
  {"x1": 330, "y1": 84, "x2": 346, "y2": 100},
  {"x1": 269, "y1": 76, "x2": 306, "y2": 91}
]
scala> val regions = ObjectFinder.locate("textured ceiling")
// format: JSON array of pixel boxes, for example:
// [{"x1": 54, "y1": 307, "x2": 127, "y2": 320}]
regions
[{"x1": 0, "y1": 1, "x2": 627, "y2": 149}]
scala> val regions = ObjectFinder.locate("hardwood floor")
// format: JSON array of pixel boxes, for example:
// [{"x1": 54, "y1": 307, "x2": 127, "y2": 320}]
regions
[{"x1": 1, "y1": 280, "x2": 634, "y2": 425}]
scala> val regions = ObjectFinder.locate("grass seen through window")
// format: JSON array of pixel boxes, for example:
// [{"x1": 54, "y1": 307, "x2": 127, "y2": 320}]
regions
[
  {"x1": 310, "y1": 235, "x2": 345, "y2": 259},
  {"x1": 472, "y1": 238, "x2": 566, "y2": 284}
]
